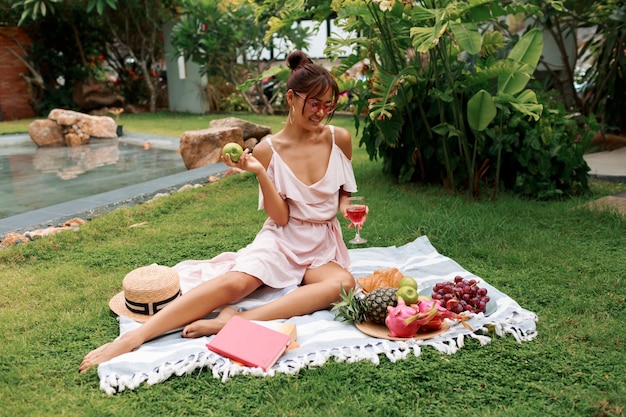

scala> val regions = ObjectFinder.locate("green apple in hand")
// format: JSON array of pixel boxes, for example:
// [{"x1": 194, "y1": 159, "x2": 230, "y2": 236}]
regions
[
  {"x1": 222, "y1": 143, "x2": 243, "y2": 162},
  {"x1": 396, "y1": 286, "x2": 419, "y2": 305}
]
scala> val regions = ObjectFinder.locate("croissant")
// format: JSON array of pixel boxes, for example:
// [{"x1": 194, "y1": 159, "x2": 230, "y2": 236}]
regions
[{"x1": 357, "y1": 267, "x2": 404, "y2": 293}]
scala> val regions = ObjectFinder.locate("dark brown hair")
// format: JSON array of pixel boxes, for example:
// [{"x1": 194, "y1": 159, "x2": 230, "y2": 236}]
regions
[{"x1": 286, "y1": 50, "x2": 339, "y2": 120}]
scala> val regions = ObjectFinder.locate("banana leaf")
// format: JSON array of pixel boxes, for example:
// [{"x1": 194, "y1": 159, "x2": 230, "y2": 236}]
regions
[
  {"x1": 498, "y1": 29, "x2": 543, "y2": 95},
  {"x1": 449, "y1": 21, "x2": 481, "y2": 55},
  {"x1": 467, "y1": 90, "x2": 496, "y2": 131}
]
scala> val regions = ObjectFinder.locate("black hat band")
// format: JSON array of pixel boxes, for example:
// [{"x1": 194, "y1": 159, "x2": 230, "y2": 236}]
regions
[{"x1": 125, "y1": 289, "x2": 181, "y2": 316}]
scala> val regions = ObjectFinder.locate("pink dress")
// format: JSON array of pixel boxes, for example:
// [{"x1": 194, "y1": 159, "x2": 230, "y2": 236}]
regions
[{"x1": 173, "y1": 125, "x2": 357, "y2": 291}]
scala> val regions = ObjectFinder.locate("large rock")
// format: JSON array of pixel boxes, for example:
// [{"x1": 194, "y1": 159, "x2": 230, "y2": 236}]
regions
[
  {"x1": 209, "y1": 117, "x2": 271, "y2": 141},
  {"x1": 28, "y1": 119, "x2": 64, "y2": 147},
  {"x1": 29, "y1": 109, "x2": 118, "y2": 147},
  {"x1": 179, "y1": 127, "x2": 244, "y2": 169},
  {"x1": 48, "y1": 109, "x2": 117, "y2": 143},
  {"x1": 0, "y1": 232, "x2": 29, "y2": 247},
  {"x1": 73, "y1": 82, "x2": 125, "y2": 112}
]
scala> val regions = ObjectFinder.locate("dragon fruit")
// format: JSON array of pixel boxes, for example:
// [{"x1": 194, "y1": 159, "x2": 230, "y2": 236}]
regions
[
  {"x1": 385, "y1": 298, "x2": 421, "y2": 338},
  {"x1": 385, "y1": 298, "x2": 473, "y2": 338}
]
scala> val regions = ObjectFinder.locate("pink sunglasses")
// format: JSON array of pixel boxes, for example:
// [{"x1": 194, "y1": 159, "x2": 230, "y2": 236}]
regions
[{"x1": 294, "y1": 91, "x2": 337, "y2": 114}]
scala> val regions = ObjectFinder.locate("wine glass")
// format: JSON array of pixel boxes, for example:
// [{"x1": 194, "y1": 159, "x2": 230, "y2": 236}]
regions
[{"x1": 346, "y1": 196, "x2": 368, "y2": 244}]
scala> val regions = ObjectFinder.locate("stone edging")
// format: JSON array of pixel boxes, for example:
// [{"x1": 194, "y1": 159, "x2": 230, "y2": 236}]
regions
[{"x1": 0, "y1": 168, "x2": 243, "y2": 250}]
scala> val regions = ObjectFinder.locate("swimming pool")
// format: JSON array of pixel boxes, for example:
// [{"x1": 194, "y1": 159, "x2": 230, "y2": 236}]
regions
[
  {"x1": 0, "y1": 132, "x2": 229, "y2": 236},
  {"x1": 0, "y1": 133, "x2": 188, "y2": 219}
]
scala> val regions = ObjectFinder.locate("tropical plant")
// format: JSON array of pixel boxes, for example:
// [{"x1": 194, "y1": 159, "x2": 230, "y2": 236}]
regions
[
  {"x1": 525, "y1": 0, "x2": 625, "y2": 136},
  {"x1": 170, "y1": 0, "x2": 309, "y2": 114},
  {"x1": 6, "y1": 1, "x2": 110, "y2": 115},
  {"x1": 575, "y1": 2, "x2": 626, "y2": 134},
  {"x1": 263, "y1": 0, "x2": 594, "y2": 199},
  {"x1": 99, "y1": 0, "x2": 179, "y2": 111},
  {"x1": 11, "y1": 0, "x2": 178, "y2": 112},
  {"x1": 12, "y1": 0, "x2": 118, "y2": 24},
  {"x1": 334, "y1": 0, "x2": 554, "y2": 198}
]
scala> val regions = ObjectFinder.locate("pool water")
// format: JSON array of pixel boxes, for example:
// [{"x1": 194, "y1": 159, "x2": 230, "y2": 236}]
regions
[{"x1": 0, "y1": 136, "x2": 186, "y2": 219}]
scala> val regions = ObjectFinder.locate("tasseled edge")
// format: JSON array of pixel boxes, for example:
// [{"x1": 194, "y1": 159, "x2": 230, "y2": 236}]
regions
[
  {"x1": 99, "y1": 311, "x2": 539, "y2": 395},
  {"x1": 491, "y1": 310, "x2": 539, "y2": 343},
  {"x1": 99, "y1": 340, "x2": 413, "y2": 394}
]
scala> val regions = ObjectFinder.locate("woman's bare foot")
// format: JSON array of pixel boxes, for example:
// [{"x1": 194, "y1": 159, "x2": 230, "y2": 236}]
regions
[
  {"x1": 78, "y1": 332, "x2": 143, "y2": 373},
  {"x1": 182, "y1": 307, "x2": 238, "y2": 338}
]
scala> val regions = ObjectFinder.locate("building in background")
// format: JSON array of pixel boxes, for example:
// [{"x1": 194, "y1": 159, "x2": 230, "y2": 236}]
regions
[{"x1": 0, "y1": 26, "x2": 35, "y2": 121}]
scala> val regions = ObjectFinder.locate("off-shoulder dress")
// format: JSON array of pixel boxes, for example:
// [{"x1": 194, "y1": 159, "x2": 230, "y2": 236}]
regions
[{"x1": 173, "y1": 125, "x2": 357, "y2": 291}]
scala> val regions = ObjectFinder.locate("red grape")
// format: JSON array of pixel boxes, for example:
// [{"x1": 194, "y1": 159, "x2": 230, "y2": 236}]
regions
[{"x1": 431, "y1": 277, "x2": 489, "y2": 314}]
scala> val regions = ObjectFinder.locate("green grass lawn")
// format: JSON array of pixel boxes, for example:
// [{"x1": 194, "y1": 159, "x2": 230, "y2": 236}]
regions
[{"x1": 1, "y1": 113, "x2": 625, "y2": 416}]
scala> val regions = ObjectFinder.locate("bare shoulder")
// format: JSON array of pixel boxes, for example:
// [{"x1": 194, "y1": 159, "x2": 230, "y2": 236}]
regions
[
  {"x1": 332, "y1": 125, "x2": 353, "y2": 159},
  {"x1": 253, "y1": 138, "x2": 273, "y2": 168}
]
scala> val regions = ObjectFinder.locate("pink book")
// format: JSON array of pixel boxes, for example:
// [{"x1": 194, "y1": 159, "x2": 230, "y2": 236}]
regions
[{"x1": 206, "y1": 316, "x2": 292, "y2": 371}]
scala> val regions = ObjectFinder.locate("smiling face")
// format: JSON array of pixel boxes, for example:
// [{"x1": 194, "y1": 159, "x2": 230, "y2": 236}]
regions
[
  {"x1": 284, "y1": 53, "x2": 339, "y2": 130},
  {"x1": 289, "y1": 87, "x2": 337, "y2": 129}
]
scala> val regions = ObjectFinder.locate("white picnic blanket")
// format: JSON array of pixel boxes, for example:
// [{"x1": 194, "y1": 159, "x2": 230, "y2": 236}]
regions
[{"x1": 97, "y1": 236, "x2": 538, "y2": 395}]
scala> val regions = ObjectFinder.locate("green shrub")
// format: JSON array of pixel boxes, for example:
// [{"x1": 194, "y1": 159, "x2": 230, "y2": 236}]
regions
[
  {"x1": 272, "y1": 0, "x2": 593, "y2": 200},
  {"x1": 489, "y1": 101, "x2": 595, "y2": 199}
]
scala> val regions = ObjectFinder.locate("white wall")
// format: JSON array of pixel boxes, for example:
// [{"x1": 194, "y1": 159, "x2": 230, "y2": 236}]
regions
[
  {"x1": 163, "y1": 21, "x2": 207, "y2": 114},
  {"x1": 163, "y1": 18, "x2": 353, "y2": 114},
  {"x1": 257, "y1": 19, "x2": 353, "y2": 61}
]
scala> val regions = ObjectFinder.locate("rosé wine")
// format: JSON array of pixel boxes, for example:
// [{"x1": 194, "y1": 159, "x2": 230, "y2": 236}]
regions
[
  {"x1": 346, "y1": 206, "x2": 367, "y2": 226},
  {"x1": 346, "y1": 196, "x2": 368, "y2": 244}
]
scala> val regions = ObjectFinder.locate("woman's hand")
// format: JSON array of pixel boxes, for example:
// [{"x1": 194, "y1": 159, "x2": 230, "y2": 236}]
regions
[
  {"x1": 339, "y1": 193, "x2": 369, "y2": 226},
  {"x1": 222, "y1": 148, "x2": 264, "y2": 175}
]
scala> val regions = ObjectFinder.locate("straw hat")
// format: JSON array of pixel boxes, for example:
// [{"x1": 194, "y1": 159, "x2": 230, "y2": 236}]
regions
[{"x1": 109, "y1": 265, "x2": 181, "y2": 322}]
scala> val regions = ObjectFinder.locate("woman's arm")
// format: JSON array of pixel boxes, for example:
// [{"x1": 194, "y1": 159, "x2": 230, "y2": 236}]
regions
[
  {"x1": 334, "y1": 126, "x2": 353, "y2": 160},
  {"x1": 335, "y1": 127, "x2": 354, "y2": 220},
  {"x1": 333, "y1": 127, "x2": 368, "y2": 223},
  {"x1": 222, "y1": 141, "x2": 289, "y2": 225},
  {"x1": 338, "y1": 187, "x2": 352, "y2": 219},
  {"x1": 249, "y1": 142, "x2": 290, "y2": 225}
]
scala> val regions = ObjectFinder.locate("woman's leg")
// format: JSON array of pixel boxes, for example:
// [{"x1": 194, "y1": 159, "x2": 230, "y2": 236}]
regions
[
  {"x1": 244, "y1": 261, "x2": 355, "y2": 320},
  {"x1": 183, "y1": 262, "x2": 355, "y2": 337},
  {"x1": 79, "y1": 271, "x2": 263, "y2": 372}
]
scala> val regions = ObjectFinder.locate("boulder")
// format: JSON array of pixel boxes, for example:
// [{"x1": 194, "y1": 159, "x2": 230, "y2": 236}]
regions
[
  {"x1": 64, "y1": 218, "x2": 86, "y2": 227},
  {"x1": 244, "y1": 137, "x2": 260, "y2": 150},
  {"x1": 48, "y1": 109, "x2": 117, "y2": 143},
  {"x1": 209, "y1": 117, "x2": 271, "y2": 141},
  {"x1": 591, "y1": 132, "x2": 626, "y2": 151},
  {"x1": 28, "y1": 119, "x2": 64, "y2": 147},
  {"x1": 24, "y1": 226, "x2": 67, "y2": 240},
  {"x1": 63, "y1": 131, "x2": 89, "y2": 147},
  {"x1": 0, "y1": 232, "x2": 29, "y2": 247},
  {"x1": 179, "y1": 127, "x2": 244, "y2": 170},
  {"x1": 73, "y1": 82, "x2": 125, "y2": 112}
]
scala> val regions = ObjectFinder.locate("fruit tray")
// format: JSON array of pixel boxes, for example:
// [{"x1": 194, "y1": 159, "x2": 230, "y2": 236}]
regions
[{"x1": 355, "y1": 320, "x2": 450, "y2": 341}]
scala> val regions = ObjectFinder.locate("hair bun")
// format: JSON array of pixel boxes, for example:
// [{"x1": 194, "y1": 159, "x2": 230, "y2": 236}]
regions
[{"x1": 287, "y1": 50, "x2": 313, "y2": 70}]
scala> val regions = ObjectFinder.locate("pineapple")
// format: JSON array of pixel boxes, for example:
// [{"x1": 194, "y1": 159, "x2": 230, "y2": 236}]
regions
[
  {"x1": 332, "y1": 286, "x2": 397, "y2": 324},
  {"x1": 364, "y1": 287, "x2": 398, "y2": 324}
]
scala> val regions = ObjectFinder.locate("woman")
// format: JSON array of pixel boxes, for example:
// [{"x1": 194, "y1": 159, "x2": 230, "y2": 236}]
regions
[{"x1": 79, "y1": 50, "x2": 359, "y2": 373}]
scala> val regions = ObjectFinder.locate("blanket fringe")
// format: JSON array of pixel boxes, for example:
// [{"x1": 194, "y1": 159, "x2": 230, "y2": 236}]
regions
[
  {"x1": 100, "y1": 314, "x2": 539, "y2": 395},
  {"x1": 100, "y1": 313, "x2": 539, "y2": 395}
]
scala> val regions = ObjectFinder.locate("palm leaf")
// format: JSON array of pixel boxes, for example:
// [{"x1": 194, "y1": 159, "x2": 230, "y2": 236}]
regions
[
  {"x1": 409, "y1": 4, "x2": 438, "y2": 23},
  {"x1": 410, "y1": 22, "x2": 448, "y2": 53},
  {"x1": 509, "y1": 90, "x2": 543, "y2": 121},
  {"x1": 375, "y1": 112, "x2": 405, "y2": 147},
  {"x1": 480, "y1": 30, "x2": 505, "y2": 56},
  {"x1": 367, "y1": 67, "x2": 415, "y2": 124}
]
